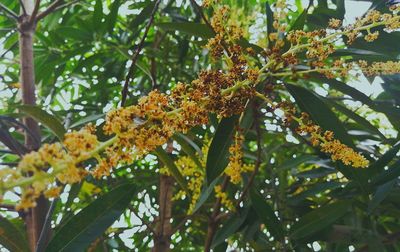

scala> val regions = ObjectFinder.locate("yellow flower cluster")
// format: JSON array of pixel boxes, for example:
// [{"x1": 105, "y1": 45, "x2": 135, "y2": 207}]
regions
[
  {"x1": 205, "y1": 4, "x2": 245, "y2": 59},
  {"x1": 358, "y1": 60, "x2": 400, "y2": 76},
  {"x1": 214, "y1": 185, "x2": 234, "y2": 211},
  {"x1": 224, "y1": 132, "x2": 254, "y2": 184},
  {"x1": 161, "y1": 138, "x2": 210, "y2": 213},
  {"x1": 4, "y1": 2, "x2": 400, "y2": 211},
  {"x1": 9, "y1": 126, "x2": 99, "y2": 210},
  {"x1": 294, "y1": 113, "x2": 369, "y2": 168},
  {"x1": 270, "y1": 6, "x2": 400, "y2": 75}
]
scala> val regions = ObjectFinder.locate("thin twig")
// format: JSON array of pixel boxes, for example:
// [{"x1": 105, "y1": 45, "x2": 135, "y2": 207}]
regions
[
  {"x1": 236, "y1": 102, "x2": 262, "y2": 206},
  {"x1": 188, "y1": 0, "x2": 214, "y2": 33},
  {"x1": 35, "y1": 0, "x2": 63, "y2": 21},
  {"x1": 0, "y1": 204, "x2": 16, "y2": 211},
  {"x1": 0, "y1": 40, "x2": 18, "y2": 59},
  {"x1": 171, "y1": 214, "x2": 193, "y2": 234},
  {"x1": 121, "y1": 0, "x2": 162, "y2": 107},
  {"x1": 35, "y1": 198, "x2": 57, "y2": 252},
  {"x1": 0, "y1": 2, "x2": 19, "y2": 20}
]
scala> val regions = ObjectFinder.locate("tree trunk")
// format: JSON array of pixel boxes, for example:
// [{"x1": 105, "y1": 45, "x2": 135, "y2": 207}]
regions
[
  {"x1": 19, "y1": 1, "x2": 48, "y2": 251},
  {"x1": 152, "y1": 174, "x2": 173, "y2": 252}
]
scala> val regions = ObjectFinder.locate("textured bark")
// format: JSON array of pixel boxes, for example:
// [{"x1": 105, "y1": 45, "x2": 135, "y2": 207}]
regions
[
  {"x1": 152, "y1": 175, "x2": 174, "y2": 252},
  {"x1": 19, "y1": 1, "x2": 48, "y2": 251}
]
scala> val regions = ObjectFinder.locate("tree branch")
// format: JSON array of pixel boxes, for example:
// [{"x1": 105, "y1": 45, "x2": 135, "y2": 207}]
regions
[
  {"x1": 29, "y1": 0, "x2": 41, "y2": 24},
  {"x1": 0, "y1": 2, "x2": 19, "y2": 20},
  {"x1": 121, "y1": 0, "x2": 162, "y2": 107},
  {"x1": 35, "y1": 0, "x2": 64, "y2": 21},
  {"x1": 19, "y1": 0, "x2": 27, "y2": 16}
]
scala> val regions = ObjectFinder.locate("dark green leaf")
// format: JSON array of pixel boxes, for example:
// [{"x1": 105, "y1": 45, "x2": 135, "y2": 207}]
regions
[
  {"x1": 156, "y1": 22, "x2": 214, "y2": 39},
  {"x1": 291, "y1": 200, "x2": 351, "y2": 240},
  {"x1": 93, "y1": 0, "x2": 103, "y2": 29},
  {"x1": 290, "y1": 10, "x2": 307, "y2": 31},
  {"x1": 45, "y1": 184, "x2": 136, "y2": 252},
  {"x1": 173, "y1": 134, "x2": 203, "y2": 169},
  {"x1": 323, "y1": 98, "x2": 386, "y2": 140},
  {"x1": 0, "y1": 216, "x2": 29, "y2": 252},
  {"x1": 251, "y1": 190, "x2": 285, "y2": 240},
  {"x1": 286, "y1": 83, "x2": 354, "y2": 147},
  {"x1": 368, "y1": 180, "x2": 396, "y2": 214},
  {"x1": 18, "y1": 105, "x2": 66, "y2": 140},
  {"x1": 107, "y1": 0, "x2": 121, "y2": 33},
  {"x1": 192, "y1": 178, "x2": 220, "y2": 213},
  {"x1": 212, "y1": 209, "x2": 249, "y2": 248},
  {"x1": 130, "y1": 1, "x2": 156, "y2": 28},
  {"x1": 206, "y1": 116, "x2": 238, "y2": 184}
]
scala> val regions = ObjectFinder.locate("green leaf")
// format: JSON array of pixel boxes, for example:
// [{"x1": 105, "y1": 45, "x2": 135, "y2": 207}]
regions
[
  {"x1": 0, "y1": 216, "x2": 29, "y2": 252},
  {"x1": 69, "y1": 114, "x2": 104, "y2": 129},
  {"x1": 212, "y1": 209, "x2": 249, "y2": 248},
  {"x1": 286, "y1": 83, "x2": 354, "y2": 147},
  {"x1": 107, "y1": 0, "x2": 121, "y2": 33},
  {"x1": 290, "y1": 10, "x2": 307, "y2": 31},
  {"x1": 265, "y1": 2, "x2": 275, "y2": 36},
  {"x1": 173, "y1": 134, "x2": 203, "y2": 169},
  {"x1": 371, "y1": 159, "x2": 400, "y2": 186},
  {"x1": 277, "y1": 154, "x2": 317, "y2": 171},
  {"x1": 130, "y1": 1, "x2": 156, "y2": 28},
  {"x1": 156, "y1": 22, "x2": 214, "y2": 39},
  {"x1": 192, "y1": 178, "x2": 220, "y2": 213},
  {"x1": 323, "y1": 98, "x2": 386, "y2": 140},
  {"x1": 154, "y1": 147, "x2": 189, "y2": 194},
  {"x1": 363, "y1": 142, "x2": 400, "y2": 182},
  {"x1": 18, "y1": 105, "x2": 66, "y2": 140},
  {"x1": 251, "y1": 190, "x2": 285, "y2": 240},
  {"x1": 291, "y1": 200, "x2": 351, "y2": 241},
  {"x1": 55, "y1": 27, "x2": 92, "y2": 41},
  {"x1": 45, "y1": 184, "x2": 136, "y2": 252},
  {"x1": 320, "y1": 77, "x2": 400, "y2": 130},
  {"x1": 288, "y1": 182, "x2": 344, "y2": 205},
  {"x1": 206, "y1": 116, "x2": 238, "y2": 184},
  {"x1": 93, "y1": 0, "x2": 103, "y2": 30},
  {"x1": 368, "y1": 180, "x2": 396, "y2": 214}
]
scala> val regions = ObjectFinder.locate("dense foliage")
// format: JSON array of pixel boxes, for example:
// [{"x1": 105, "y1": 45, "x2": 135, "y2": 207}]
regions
[{"x1": 1, "y1": 0, "x2": 400, "y2": 251}]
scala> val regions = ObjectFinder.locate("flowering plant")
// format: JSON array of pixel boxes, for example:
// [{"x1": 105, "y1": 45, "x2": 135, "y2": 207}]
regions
[{"x1": 1, "y1": 0, "x2": 400, "y2": 251}]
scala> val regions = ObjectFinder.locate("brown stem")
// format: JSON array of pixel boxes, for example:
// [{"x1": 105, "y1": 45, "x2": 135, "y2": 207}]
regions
[
  {"x1": 36, "y1": 0, "x2": 64, "y2": 21},
  {"x1": 204, "y1": 176, "x2": 229, "y2": 251},
  {"x1": 153, "y1": 142, "x2": 174, "y2": 252},
  {"x1": 121, "y1": 0, "x2": 162, "y2": 106},
  {"x1": 19, "y1": 1, "x2": 48, "y2": 250},
  {"x1": 29, "y1": 0, "x2": 41, "y2": 24}
]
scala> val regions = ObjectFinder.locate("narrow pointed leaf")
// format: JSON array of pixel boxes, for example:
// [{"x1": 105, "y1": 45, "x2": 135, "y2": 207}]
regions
[
  {"x1": 155, "y1": 147, "x2": 188, "y2": 194},
  {"x1": 286, "y1": 83, "x2": 354, "y2": 147},
  {"x1": 291, "y1": 200, "x2": 351, "y2": 240},
  {"x1": 45, "y1": 184, "x2": 136, "y2": 252},
  {"x1": 18, "y1": 105, "x2": 66, "y2": 140},
  {"x1": 206, "y1": 116, "x2": 238, "y2": 184},
  {"x1": 0, "y1": 217, "x2": 29, "y2": 252},
  {"x1": 251, "y1": 190, "x2": 285, "y2": 240}
]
